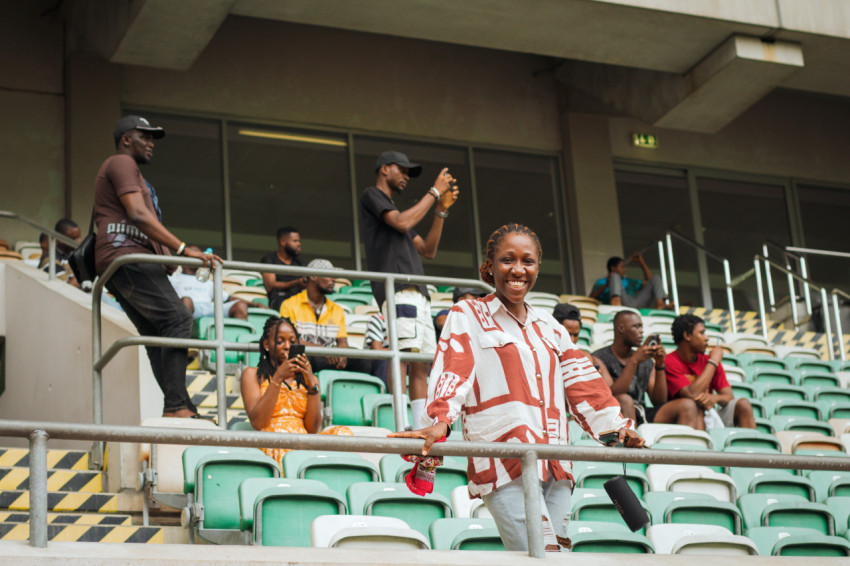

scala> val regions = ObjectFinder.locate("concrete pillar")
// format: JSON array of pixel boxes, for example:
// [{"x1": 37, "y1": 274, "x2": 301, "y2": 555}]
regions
[
  {"x1": 65, "y1": 53, "x2": 121, "y2": 223},
  {"x1": 560, "y1": 112, "x2": 621, "y2": 294}
]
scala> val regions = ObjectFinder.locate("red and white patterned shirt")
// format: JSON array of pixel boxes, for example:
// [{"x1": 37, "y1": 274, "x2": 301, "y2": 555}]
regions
[{"x1": 426, "y1": 294, "x2": 633, "y2": 497}]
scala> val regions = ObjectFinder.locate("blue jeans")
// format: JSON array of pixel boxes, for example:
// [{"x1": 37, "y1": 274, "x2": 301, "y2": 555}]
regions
[
  {"x1": 106, "y1": 263, "x2": 196, "y2": 413},
  {"x1": 482, "y1": 475, "x2": 572, "y2": 552}
]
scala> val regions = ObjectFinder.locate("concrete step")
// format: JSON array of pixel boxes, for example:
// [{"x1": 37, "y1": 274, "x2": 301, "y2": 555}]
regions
[
  {"x1": 0, "y1": 521, "x2": 165, "y2": 543},
  {"x1": 0, "y1": 490, "x2": 119, "y2": 513},
  {"x1": 0, "y1": 448, "x2": 89, "y2": 470},
  {"x1": 0, "y1": 467, "x2": 104, "y2": 493},
  {"x1": 0, "y1": 511, "x2": 133, "y2": 526}
]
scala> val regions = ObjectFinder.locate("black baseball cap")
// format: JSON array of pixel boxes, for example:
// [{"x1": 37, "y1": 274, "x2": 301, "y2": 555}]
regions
[
  {"x1": 374, "y1": 151, "x2": 422, "y2": 178},
  {"x1": 113, "y1": 115, "x2": 166, "y2": 144}
]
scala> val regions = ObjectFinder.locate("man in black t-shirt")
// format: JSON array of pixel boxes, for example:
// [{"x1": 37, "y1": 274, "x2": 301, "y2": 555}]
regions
[
  {"x1": 360, "y1": 150, "x2": 459, "y2": 428},
  {"x1": 260, "y1": 226, "x2": 305, "y2": 311}
]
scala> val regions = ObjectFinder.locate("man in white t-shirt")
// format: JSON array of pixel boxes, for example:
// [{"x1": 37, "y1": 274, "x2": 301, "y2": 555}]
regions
[{"x1": 169, "y1": 246, "x2": 256, "y2": 320}]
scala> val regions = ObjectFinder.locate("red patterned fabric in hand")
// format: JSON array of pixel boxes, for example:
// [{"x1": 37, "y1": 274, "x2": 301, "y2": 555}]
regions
[{"x1": 401, "y1": 436, "x2": 447, "y2": 496}]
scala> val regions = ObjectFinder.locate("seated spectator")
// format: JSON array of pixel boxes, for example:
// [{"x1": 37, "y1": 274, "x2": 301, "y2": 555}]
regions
[
  {"x1": 593, "y1": 310, "x2": 703, "y2": 428},
  {"x1": 169, "y1": 246, "x2": 257, "y2": 320},
  {"x1": 240, "y1": 316, "x2": 351, "y2": 468},
  {"x1": 39, "y1": 218, "x2": 82, "y2": 287},
  {"x1": 591, "y1": 253, "x2": 670, "y2": 309},
  {"x1": 434, "y1": 286, "x2": 488, "y2": 338},
  {"x1": 280, "y1": 258, "x2": 371, "y2": 374},
  {"x1": 666, "y1": 314, "x2": 755, "y2": 428},
  {"x1": 261, "y1": 226, "x2": 305, "y2": 312},
  {"x1": 552, "y1": 303, "x2": 614, "y2": 385},
  {"x1": 366, "y1": 312, "x2": 389, "y2": 384}
]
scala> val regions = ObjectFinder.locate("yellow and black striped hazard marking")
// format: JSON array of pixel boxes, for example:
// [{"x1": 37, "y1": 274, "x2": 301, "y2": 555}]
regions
[
  {"x1": 196, "y1": 408, "x2": 248, "y2": 428},
  {"x1": 191, "y1": 392, "x2": 244, "y2": 410},
  {"x1": 0, "y1": 468, "x2": 103, "y2": 493},
  {"x1": 186, "y1": 373, "x2": 235, "y2": 394},
  {"x1": 0, "y1": 512, "x2": 132, "y2": 526},
  {"x1": 0, "y1": 449, "x2": 89, "y2": 470},
  {"x1": 0, "y1": 491, "x2": 117, "y2": 513},
  {"x1": 0, "y1": 523, "x2": 163, "y2": 543}
]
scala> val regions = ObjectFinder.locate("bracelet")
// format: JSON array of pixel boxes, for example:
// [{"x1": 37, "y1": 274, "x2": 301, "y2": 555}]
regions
[
  {"x1": 435, "y1": 209, "x2": 448, "y2": 219},
  {"x1": 428, "y1": 187, "x2": 440, "y2": 200},
  {"x1": 655, "y1": 365, "x2": 665, "y2": 372},
  {"x1": 175, "y1": 242, "x2": 186, "y2": 256},
  {"x1": 306, "y1": 384, "x2": 320, "y2": 395},
  {"x1": 269, "y1": 380, "x2": 282, "y2": 388},
  {"x1": 707, "y1": 359, "x2": 719, "y2": 368}
]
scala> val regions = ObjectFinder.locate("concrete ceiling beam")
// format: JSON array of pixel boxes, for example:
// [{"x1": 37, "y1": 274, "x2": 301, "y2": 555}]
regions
[
  {"x1": 654, "y1": 35, "x2": 804, "y2": 133},
  {"x1": 107, "y1": 0, "x2": 235, "y2": 70}
]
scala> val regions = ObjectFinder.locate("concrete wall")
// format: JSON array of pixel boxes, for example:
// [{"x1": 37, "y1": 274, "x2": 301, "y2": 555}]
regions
[{"x1": 0, "y1": 261, "x2": 161, "y2": 448}]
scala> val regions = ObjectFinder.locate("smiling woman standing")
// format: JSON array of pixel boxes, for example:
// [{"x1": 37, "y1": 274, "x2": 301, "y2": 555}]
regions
[{"x1": 391, "y1": 223, "x2": 644, "y2": 552}]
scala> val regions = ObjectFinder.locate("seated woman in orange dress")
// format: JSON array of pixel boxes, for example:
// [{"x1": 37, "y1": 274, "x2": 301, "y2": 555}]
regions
[{"x1": 240, "y1": 316, "x2": 351, "y2": 469}]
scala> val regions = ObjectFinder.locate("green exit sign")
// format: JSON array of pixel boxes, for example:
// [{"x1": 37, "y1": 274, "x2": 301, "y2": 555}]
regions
[{"x1": 632, "y1": 133, "x2": 658, "y2": 149}]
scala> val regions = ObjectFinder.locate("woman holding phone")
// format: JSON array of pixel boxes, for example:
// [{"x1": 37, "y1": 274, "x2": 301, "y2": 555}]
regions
[
  {"x1": 240, "y1": 316, "x2": 350, "y2": 468},
  {"x1": 391, "y1": 223, "x2": 644, "y2": 552}
]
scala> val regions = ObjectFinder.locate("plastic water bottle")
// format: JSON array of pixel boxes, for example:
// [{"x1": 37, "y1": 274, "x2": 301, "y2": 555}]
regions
[{"x1": 195, "y1": 248, "x2": 213, "y2": 282}]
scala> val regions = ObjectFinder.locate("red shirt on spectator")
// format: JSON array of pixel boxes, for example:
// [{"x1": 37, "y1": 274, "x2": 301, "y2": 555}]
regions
[{"x1": 664, "y1": 350, "x2": 730, "y2": 398}]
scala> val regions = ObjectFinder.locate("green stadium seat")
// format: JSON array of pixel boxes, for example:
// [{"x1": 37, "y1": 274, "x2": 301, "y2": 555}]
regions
[
  {"x1": 318, "y1": 370, "x2": 386, "y2": 426},
  {"x1": 762, "y1": 398, "x2": 821, "y2": 419},
  {"x1": 245, "y1": 278, "x2": 264, "y2": 287},
  {"x1": 235, "y1": 332, "x2": 261, "y2": 367},
  {"x1": 230, "y1": 420, "x2": 256, "y2": 431},
  {"x1": 731, "y1": 468, "x2": 815, "y2": 501},
  {"x1": 824, "y1": 496, "x2": 850, "y2": 536},
  {"x1": 568, "y1": 521, "x2": 654, "y2": 553},
  {"x1": 282, "y1": 451, "x2": 379, "y2": 497},
  {"x1": 799, "y1": 371, "x2": 842, "y2": 390},
  {"x1": 310, "y1": 514, "x2": 430, "y2": 549},
  {"x1": 246, "y1": 306, "x2": 278, "y2": 335},
  {"x1": 731, "y1": 382, "x2": 756, "y2": 399},
  {"x1": 710, "y1": 428, "x2": 782, "y2": 452},
  {"x1": 814, "y1": 388, "x2": 850, "y2": 405},
  {"x1": 752, "y1": 382, "x2": 807, "y2": 401},
  {"x1": 430, "y1": 518, "x2": 504, "y2": 550},
  {"x1": 181, "y1": 446, "x2": 280, "y2": 544},
  {"x1": 739, "y1": 354, "x2": 788, "y2": 371},
  {"x1": 572, "y1": 461, "x2": 650, "y2": 498},
  {"x1": 347, "y1": 482, "x2": 452, "y2": 537},
  {"x1": 751, "y1": 368, "x2": 795, "y2": 385},
  {"x1": 746, "y1": 526, "x2": 850, "y2": 556},
  {"x1": 738, "y1": 493, "x2": 836, "y2": 535},
  {"x1": 807, "y1": 472, "x2": 850, "y2": 502},
  {"x1": 206, "y1": 319, "x2": 257, "y2": 366},
  {"x1": 361, "y1": 393, "x2": 411, "y2": 429},
  {"x1": 649, "y1": 442, "x2": 722, "y2": 472},
  {"x1": 818, "y1": 400, "x2": 850, "y2": 419},
  {"x1": 770, "y1": 415, "x2": 834, "y2": 436},
  {"x1": 195, "y1": 315, "x2": 215, "y2": 340},
  {"x1": 647, "y1": 465, "x2": 737, "y2": 502},
  {"x1": 378, "y1": 454, "x2": 468, "y2": 501},
  {"x1": 786, "y1": 358, "x2": 834, "y2": 373},
  {"x1": 721, "y1": 353, "x2": 741, "y2": 368},
  {"x1": 645, "y1": 491, "x2": 742, "y2": 534},
  {"x1": 238, "y1": 477, "x2": 346, "y2": 546}
]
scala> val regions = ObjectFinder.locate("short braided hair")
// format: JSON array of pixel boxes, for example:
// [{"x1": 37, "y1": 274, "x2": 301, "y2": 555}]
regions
[
  {"x1": 478, "y1": 223, "x2": 543, "y2": 284},
  {"x1": 671, "y1": 314, "x2": 703, "y2": 345},
  {"x1": 256, "y1": 316, "x2": 300, "y2": 384}
]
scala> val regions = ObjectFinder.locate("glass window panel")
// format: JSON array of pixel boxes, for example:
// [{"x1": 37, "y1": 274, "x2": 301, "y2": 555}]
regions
[
  {"x1": 475, "y1": 149, "x2": 565, "y2": 294},
  {"x1": 124, "y1": 111, "x2": 225, "y2": 252},
  {"x1": 697, "y1": 177, "x2": 791, "y2": 311},
  {"x1": 614, "y1": 170, "x2": 699, "y2": 306},
  {"x1": 353, "y1": 137, "x2": 475, "y2": 279},
  {"x1": 797, "y1": 184, "x2": 850, "y2": 291},
  {"x1": 228, "y1": 124, "x2": 353, "y2": 267}
]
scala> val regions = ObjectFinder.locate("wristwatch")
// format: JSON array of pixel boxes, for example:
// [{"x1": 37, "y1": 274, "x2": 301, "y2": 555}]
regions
[
  {"x1": 306, "y1": 384, "x2": 320, "y2": 395},
  {"x1": 435, "y1": 209, "x2": 448, "y2": 219}
]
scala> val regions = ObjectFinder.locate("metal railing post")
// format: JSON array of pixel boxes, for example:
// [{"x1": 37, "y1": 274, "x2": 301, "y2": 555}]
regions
[
  {"x1": 47, "y1": 237, "x2": 56, "y2": 281},
  {"x1": 800, "y1": 256, "x2": 813, "y2": 316},
  {"x1": 91, "y1": 263, "x2": 104, "y2": 469},
  {"x1": 665, "y1": 233, "x2": 679, "y2": 312},
  {"x1": 384, "y1": 277, "x2": 405, "y2": 431},
  {"x1": 521, "y1": 450, "x2": 544, "y2": 558},
  {"x1": 754, "y1": 258, "x2": 769, "y2": 341},
  {"x1": 28, "y1": 430, "x2": 49, "y2": 548},
  {"x1": 212, "y1": 266, "x2": 227, "y2": 428},
  {"x1": 832, "y1": 291, "x2": 846, "y2": 362},
  {"x1": 762, "y1": 245, "x2": 775, "y2": 311},
  {"x1": 821, "y1": 288, "x2": 835, "y2": 362},
  {"x1": 788, "y1": 270, "x2": 799, "y2": 331},
  {"x1": 657, "y1": 240, "x2": 668, "y2": 297},
  {"x1": 723, "y1": 259, "x2": 736, "y2": 334}
]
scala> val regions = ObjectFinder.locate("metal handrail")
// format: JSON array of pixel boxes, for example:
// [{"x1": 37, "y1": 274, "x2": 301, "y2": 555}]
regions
[
  {"x1": 786, "y1": 246, "x2": 850, "y2": 260},
  {"x1": 0, "y1": 210, "x2": 80, "y2": 281},
  {"x1": 831, "y1": 288, "x2": 850, "y2": 362},
  {"x1": 91, "y1": 253, "x2": 492, "y2": 467},
  {"x1": 761, "y1": 240, "x2": 812, "y2": 319},
  {"x1": 4, "y1": 419, "x2": 849, "y2": 555},
  {"x1": 663, "y1": 231, "x2": 735, "y2": 326},
  {"x1": 755, "y1": 255, "x2": 835, "y2": 360}
]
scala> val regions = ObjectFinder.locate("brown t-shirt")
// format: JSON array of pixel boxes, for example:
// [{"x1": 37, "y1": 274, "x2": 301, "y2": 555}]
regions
[{"x1": 93, "y1": 154, "x2": 169, "y2": 274}]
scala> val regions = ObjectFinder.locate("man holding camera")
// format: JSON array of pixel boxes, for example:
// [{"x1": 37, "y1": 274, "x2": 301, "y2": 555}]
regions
[
  {"x1": 360, "y1": 151, "x2": 458, "y2": 428},
  {"x1": 593, "y1": 311, "x2": 702, "y2": 427}
]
